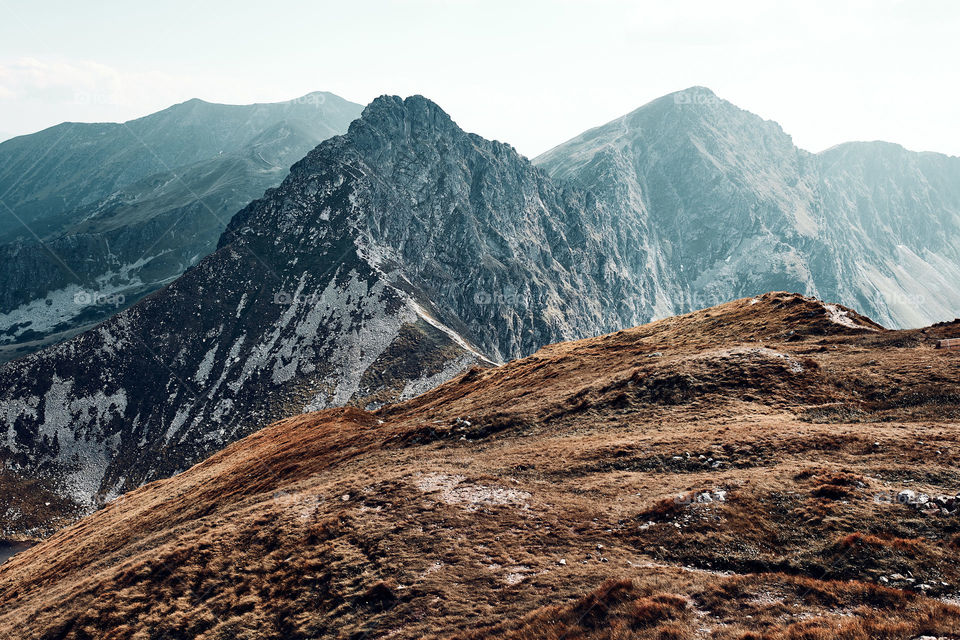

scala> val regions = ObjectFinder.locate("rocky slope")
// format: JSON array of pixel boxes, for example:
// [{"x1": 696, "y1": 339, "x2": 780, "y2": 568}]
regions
[
  {"x1": 0, "y1": 93, "x2": 362, "y2": 361},
  {"x1": 0, "y1": 95, "x2": 661, "y2": 536},
  {"x1": 2, "y1": 293, "x2": 960, "y2": 638},
  {"x1": 535, "y1": 87, "x2": 960, "y2": 328}
]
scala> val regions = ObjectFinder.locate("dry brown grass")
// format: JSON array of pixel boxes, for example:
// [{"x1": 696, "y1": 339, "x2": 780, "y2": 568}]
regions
[
  {"x1": 1, "y1": 293, "x2": 960, "y2": 638},
  {"x1": 444, "y1": 579, "x2": 694, "y2": 639}
]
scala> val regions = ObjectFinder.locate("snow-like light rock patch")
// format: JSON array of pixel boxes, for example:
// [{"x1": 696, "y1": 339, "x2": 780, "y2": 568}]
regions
[
  {"x1": 164, "y1": 405, "x2": 192, "y2": 445},
  {"x1": 37, "y1": 376, "x2": 128, "y2": 504},
  {"x1": 824, "y1": 303, "x2": 878, "y2": 331},
  {"x1": 0, "y1": 395, "x2": 39, "y2": 454},
  {"x1": 298, "y1": 272, "x2": 416, "y2": 410},
  {"x1": 398, "y1": 353, "x2": 479, "y2": 402},
  {"x1": 0, "y1": 253, "x2": 168, "y2": 343},
  {"x1": 193, "y1": 342, "x2": 219, "y2": 384},
  {"x1": 299, "y1": 271, "x2": 480, "y2": 411},
  {"x1": 414, "y1": 472, "x2": 531, "y2": 511}
]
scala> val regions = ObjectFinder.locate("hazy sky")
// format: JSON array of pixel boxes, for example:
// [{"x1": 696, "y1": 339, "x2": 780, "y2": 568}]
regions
[{"x1": 1, "y1": 0, "x2": 958, "y2": 157}]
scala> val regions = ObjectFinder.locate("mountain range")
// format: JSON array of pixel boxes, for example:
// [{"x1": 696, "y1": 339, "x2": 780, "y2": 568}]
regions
[
  {"x1": 0, "y1": 92, "x2": 362, "y2": 361},
  {"x1": 1, "y1": 88, "x2": 959, "y2": 540}
]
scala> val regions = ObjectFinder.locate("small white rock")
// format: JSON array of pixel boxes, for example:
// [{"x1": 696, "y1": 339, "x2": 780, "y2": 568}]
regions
[{"x1": 898, "y1": 489, "x2": 916, "y2": 504}]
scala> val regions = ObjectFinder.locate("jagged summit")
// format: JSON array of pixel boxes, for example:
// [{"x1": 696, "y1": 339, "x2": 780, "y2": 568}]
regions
[
  {"x1": 344, "y1": 94, "x2": 514, "y2": 168},
  {"x1": 356, "y1": 94, "x2": 455, "y2": 127},
  {"x1": 349, "y1": 94, "x2": 522, "y2": 160}
]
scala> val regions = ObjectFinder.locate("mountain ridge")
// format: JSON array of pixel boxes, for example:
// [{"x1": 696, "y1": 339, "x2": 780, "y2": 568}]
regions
[
  {"x1": 3, "y1": 88, "x2": 959, "y2": 542},
  {"x1": 534, "y1": 86, "x2": 960, "y2": 329}
]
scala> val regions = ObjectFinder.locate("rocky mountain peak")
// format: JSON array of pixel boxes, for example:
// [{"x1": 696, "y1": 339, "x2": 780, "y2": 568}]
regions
[
  {"x1": 348, "y1": 95, "x2": 459, "y2": 152},
  {"x1": 358, "y1": 94, "x2": 454, "y2": 127},
  {"x1": 4, "y1": 88, "x2": 960, "y2": 546},
  {"x1": 0, "y1": 94, "x2": 658, "y2": 531}
]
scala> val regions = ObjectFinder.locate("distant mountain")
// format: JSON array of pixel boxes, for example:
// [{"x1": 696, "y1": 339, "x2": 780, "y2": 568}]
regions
[
  {"x1": 0, "y1": 95, "x2": 657, "y2": 534},
  {"x1": 0, "y1": 92, "x2": 360, "y2": 242},
  {"x1": 534, "y1": 86, "x2": 960, "y2": 328},
  {"x1": 0, "y1": 93, "x2": 363, "y2": 361}
]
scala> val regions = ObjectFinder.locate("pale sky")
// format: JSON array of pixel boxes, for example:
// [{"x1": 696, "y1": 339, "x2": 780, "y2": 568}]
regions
[{"x1": 1, "y1": 0, "x2": 958, "y2": 158}]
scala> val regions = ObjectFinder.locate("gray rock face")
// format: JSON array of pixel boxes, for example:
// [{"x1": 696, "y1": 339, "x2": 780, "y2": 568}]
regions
[
  {"x1": 0, "y1": 94, "x2": 363, "y2": 361},
  {"x1": 0, "y1": 96, "x2": 659, "y2": 533},
  {"x1": 230, "y1": 95, "x2": 655, "y2": 362},
  {"x1": 535, "y1": 87, "x2": 960, "y2": 328}
]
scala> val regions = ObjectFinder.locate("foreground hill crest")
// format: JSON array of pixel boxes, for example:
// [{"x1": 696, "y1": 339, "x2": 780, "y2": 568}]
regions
[{"x1": 3, "y1": 293, "x2": 960, "y2": 638}]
